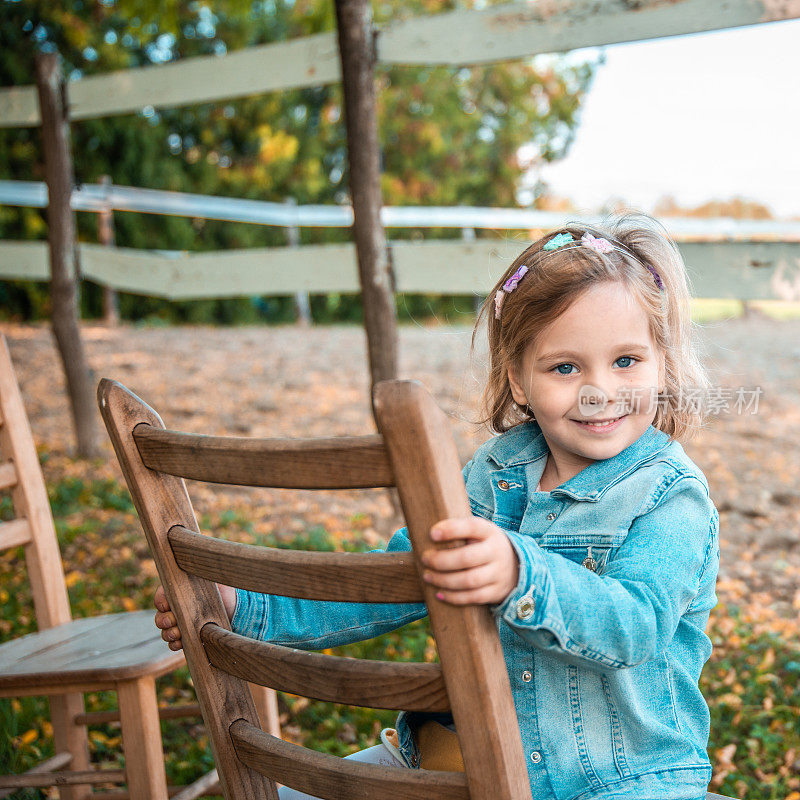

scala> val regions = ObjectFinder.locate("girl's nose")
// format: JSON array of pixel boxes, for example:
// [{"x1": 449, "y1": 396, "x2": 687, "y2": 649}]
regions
[
  {"x1": 578, "y1": 378, "x2": 625, "y2": 415},
  {"x1": 581, "y1": 377, "x2": 618, "y2": 401},
  {"x1": 577, "y1": 382, "x2": 611, "y2": 417}
]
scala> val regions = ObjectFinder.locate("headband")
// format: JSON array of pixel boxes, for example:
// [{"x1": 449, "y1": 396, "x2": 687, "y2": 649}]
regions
[{"x1": 494, "y1": 231, "x2": 664, "y2": 320}]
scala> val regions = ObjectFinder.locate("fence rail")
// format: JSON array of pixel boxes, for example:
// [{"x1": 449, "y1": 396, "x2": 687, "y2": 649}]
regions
[
  {"x1": 1, "y1": 1, "x2": 798, "y2": 127},
  {"x1": 3, "y1": 238, "x2": 799, "y2": 302},
  {"x1": 3, "y1": 180, "x2": 800, "y2": 238}
]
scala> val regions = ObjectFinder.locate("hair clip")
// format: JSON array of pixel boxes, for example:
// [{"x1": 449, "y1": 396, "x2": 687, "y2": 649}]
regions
[
  {"x1": 502, "y1": 264, "x2": 529, "y2": 293},
  {"x1": 494, "y1": 265, "x2": 528, "y2": 320},
  {"x1": 644, "y1": 263, "x2": 664, "y2": 291},
  {"x1": 543, "y1": 232, "x2": 574, "y2": 251},
  {"x1": 581, "y1": 232, "x2": 614, "y2": 254}
]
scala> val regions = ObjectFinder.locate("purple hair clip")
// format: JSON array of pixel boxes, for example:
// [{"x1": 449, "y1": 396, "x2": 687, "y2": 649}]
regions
[
  {"x1": 644, "y1": 263, "x2": 664, "y2": 290},
  {"x1": 494, "y1": 265, "x2": 528, "y2": 320},
  {"x1": 503, "y1": 264, "x2": 529, "y2": 293}
]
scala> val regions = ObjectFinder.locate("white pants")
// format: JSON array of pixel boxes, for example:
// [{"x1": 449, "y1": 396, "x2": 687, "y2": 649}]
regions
[{"x1": 277, "y1": 741, "x2": 406, "y2": 800}]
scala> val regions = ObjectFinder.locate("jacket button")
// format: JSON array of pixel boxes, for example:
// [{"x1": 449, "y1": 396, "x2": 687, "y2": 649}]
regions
[
  {"x1": 530, "y1": 751, "x2": 542, "y2": 764},
  {"x1": 546, "y1": 512, "x2": 557, "y2": 521},
  {"x1": 498, "y1": 480, "x2": 510, "y2": 491},
  {"x1": 515, "y1": 596, "x2": 535, "y2": 620},
  {"x1": 521, "y1": 670, "x2": 532, "y2": 683}
]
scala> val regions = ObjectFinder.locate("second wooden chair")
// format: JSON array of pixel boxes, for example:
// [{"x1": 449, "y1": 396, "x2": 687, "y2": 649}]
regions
[{"x1": 0, "y1": 336, "x2": 194, "y2": 800}]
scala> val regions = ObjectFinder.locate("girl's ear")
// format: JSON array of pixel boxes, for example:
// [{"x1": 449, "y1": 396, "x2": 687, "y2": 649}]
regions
[{"x1": 507, "y1": 364, "x2": 529, "y2": 406}]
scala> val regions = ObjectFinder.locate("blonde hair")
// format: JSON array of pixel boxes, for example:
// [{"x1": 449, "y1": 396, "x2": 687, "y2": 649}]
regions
[{"x1": 473, "y1": 212, "x2": 711, "y2": 442}]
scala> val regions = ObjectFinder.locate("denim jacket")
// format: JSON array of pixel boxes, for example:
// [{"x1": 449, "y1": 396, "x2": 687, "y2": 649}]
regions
[{"x1": 232, "y1": 421, "x2": 720, "y2": 800}]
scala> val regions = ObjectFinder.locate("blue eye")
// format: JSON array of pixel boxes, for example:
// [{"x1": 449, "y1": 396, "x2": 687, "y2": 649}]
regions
[{"x1": 551, "y1": 356, "x2": 638, "y2": 375}]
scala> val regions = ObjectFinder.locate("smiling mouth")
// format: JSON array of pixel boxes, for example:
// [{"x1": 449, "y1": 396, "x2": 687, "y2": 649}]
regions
[{"x1": 572, "y1": 414, "x2": 627, "y2": 429}]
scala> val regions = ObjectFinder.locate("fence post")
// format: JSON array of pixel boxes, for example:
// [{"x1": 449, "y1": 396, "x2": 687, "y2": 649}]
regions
[
  {"x1": 35, "y1": 51, "x2": 99, "y2": 458},
  {"x1": 98, "y1": 176, "x2": 119, "y2": 326},
  {"x1": 284, "y1": 198, "x2": 311, "y2": 325},
  {"x1": 334, "y1": 0, "x2": 398, "y2": 394}
]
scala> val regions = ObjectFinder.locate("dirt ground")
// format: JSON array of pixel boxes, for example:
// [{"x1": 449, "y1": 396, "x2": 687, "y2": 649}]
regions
[{"x1": 4, "y1": 314, "x2": 800, "y2": 620}]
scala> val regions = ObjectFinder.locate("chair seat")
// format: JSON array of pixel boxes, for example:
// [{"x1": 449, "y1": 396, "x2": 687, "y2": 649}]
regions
[{"x1": 0, "y1": 610, "x2": 184, "y2": 692}]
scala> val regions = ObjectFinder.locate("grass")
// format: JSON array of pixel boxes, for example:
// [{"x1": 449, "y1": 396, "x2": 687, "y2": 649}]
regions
[{"x1": 1, "y1": 471, "x2": 799, "y2": 799}]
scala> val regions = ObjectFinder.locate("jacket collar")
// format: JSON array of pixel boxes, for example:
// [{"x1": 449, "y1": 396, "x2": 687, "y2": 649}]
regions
[{"x1": 485, "y1": 420, "x2": 672, "y2": 501}]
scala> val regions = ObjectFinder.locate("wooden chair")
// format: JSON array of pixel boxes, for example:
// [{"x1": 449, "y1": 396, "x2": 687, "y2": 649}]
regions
[
  {"x1": 98, "y1": 376, "x2": 534, "y2": 800},
  {"x1": 0, "y1": 335, "x2": 274, "y2": 800}
]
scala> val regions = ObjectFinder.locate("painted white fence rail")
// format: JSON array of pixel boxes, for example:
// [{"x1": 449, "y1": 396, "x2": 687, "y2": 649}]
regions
[
  {"x1": 3, "y1": 179, "x2": 800, "y2": 238},
  {"x1": 3, "y1": 238, "x2": 799, "y2": 303},
  {"x1": 2, "y1": 179, "x2": 799, "y2": 301},
  {"x1": 1, "y1": 1, "x2": 798, "y2": 127}
]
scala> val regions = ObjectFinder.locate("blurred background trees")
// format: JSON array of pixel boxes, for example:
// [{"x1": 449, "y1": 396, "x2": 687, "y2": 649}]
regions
[{"x1": 0, "y1": 0, "x2": 598, "y2": 324}]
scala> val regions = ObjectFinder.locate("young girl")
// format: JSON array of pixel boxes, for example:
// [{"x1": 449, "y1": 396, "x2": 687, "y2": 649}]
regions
[{"x1": 155, "y1": 213, "x2": 720, "y2": 800}]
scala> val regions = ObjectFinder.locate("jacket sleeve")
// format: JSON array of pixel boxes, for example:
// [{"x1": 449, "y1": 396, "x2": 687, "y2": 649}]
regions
[
  {"x1": 493, "y1": 474, "x2": 719, "y2": 670},
  {"x1": 230, "y1": 528, "x2": 427, "y2": 649},
  {"x1": 230, "y1": 459, "x2": 475, "y2": 650}
]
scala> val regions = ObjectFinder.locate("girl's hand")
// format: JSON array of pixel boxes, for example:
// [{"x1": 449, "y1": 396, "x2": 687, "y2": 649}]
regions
[
  {"x1": 421, "y1": 517, "x2": 519, "y2": 605},
  {"x1": 154, "y1": 583, "x2": 237, "y2": 651}
]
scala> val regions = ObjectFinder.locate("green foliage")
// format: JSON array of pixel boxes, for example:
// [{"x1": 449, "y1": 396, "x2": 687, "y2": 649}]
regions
[
  {"x1": 0, "y1": 0, "x2": 598, "y2": 323},
  {"x1": 49, "y1": 476, "x2": 135, "y2": 517},
  {"x1": 0, "y1": 693, "x2": 51, "y2": 789},
  {"x1": 704, "y1": 608, "x2": 800, "y2": 798}
]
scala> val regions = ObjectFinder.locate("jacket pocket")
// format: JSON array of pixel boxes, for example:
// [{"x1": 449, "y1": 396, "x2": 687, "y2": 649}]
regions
[{"x1": 538, "y1": 531, "x2": 624, "y2": 573}]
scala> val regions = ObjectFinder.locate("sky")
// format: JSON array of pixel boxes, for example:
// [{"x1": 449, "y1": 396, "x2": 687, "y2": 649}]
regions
[{"x1": 531, "y1": 18, "x2": 800, "y2": 219}]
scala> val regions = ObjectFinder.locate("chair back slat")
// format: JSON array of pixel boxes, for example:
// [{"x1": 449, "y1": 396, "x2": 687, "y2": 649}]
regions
[
  {"x1": 229, "y1": 719, "x2": 469, "y2": 800},
  {"x1": 133, "y1": 426, "x2": 395, "y2": 488},
  {"x1": 0, "y1": 518, "x2": 33, "y2": 550},
  {"x1": 0, "y1": 335, "x2": 71, "y2": 629},
  {"x1": 0, "y1": 461, "x2": 18, "y2": 491},
  {"x1": 201, "y1": 624, "x2": 449, "y2": 712},
  {"x1": 374, "y1": 382, "x2": 533, "y2": 800},
  {"x1": 98, "y1": 379, "x2": 278, "y2": 800},
  {"x1": 169, "y1": 526, "x2": 424, "y2": 603}
]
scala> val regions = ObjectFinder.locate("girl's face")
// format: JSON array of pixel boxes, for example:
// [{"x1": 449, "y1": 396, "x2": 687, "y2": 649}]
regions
[{"x1": 507, "y1": 281, "x2": 665, "y2": 481}]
